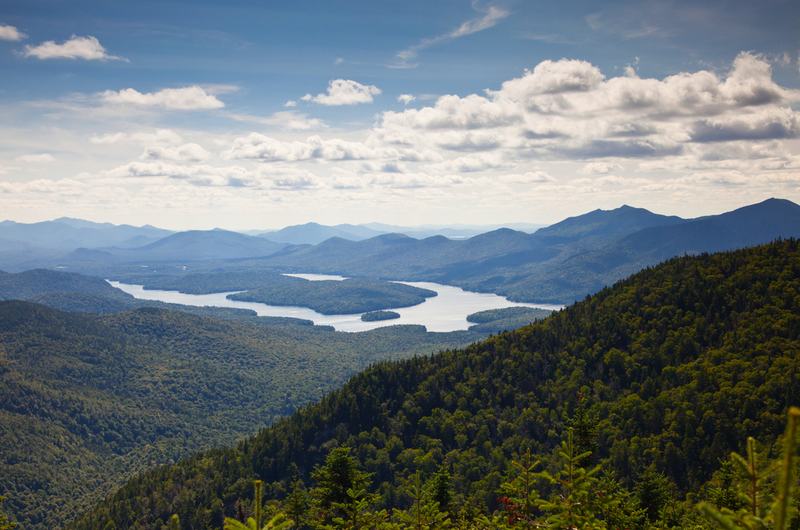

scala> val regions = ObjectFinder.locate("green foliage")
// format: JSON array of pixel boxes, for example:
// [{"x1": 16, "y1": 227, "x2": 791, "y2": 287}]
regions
[
  {"x1": 698, "y1": 407, "x2": 800, "y2": 529},
  {"x1": 465, "y1": 307, "x2": 552, "y2": 333},
  {"x1": 71, "y1": 240, "x2": 800, "y2": 529},
  {"x1": 0, "y1": 302, "x2": 481, "y2": 528},
  {"x1": 224, "y1": 480, "x2": 294, "y2": 530},
  {"x1": 393, "y1": 471, "x2": 452, "y2": 529},
  {"x1": 310, "y1": 447, "x2": 372, "y2": 525},
  {"x1": 0, "y1": 496, "x2": 17, "y2": 530},
  {"x1": 361, "y1": 311, "x2": 401, "y2": 322}
]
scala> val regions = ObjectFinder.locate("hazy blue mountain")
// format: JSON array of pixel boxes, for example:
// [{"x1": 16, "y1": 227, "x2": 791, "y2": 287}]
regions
[
  {"x1": 0, "y1": 218, "x2": 172, "y2": 250},
  {"x1": 534, "y1": 204, "x2": 684, "y2": 242},
  {"x1": 103, "y1": 229, "x2": 288, "y2": 262},
  {"x1": 365, "y1": 222, "x2": 545, "y2": 239},
  {"x1": 619, "y1": 198, "x2": 800, "y2": 259},
  {"x1": 248, "y1": 199, "x2": 800, "y2": 303},
  {"x1": 260, "y1": 222, "x2": 386, "y2": 244},
  {"x1": 492, "y1": 198, "x2": 800, "y2": 302}
]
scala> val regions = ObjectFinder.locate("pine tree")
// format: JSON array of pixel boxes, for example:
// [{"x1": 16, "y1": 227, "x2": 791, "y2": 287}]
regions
[
  {"x1": 698, "y1": 407, "x2": 800, "y2": 529},
  {"x1": 310, "y1": 447, "x2": 373, "y2": 526},
  {"x1": 0, "y1": 496, "x2": 16, "y2": 530},
  {"x1": 393, "y1": 471, "x2": 452, "y2": 529},
  {"x1": 285, "y1": 478, "x2": 312, "y2": 530},
  {"x1": 224, "y1": 480, "x2": 293, "y2": 530},
  {"x1": 498, "y1": 449, "x2": 542, "y2": 528}
]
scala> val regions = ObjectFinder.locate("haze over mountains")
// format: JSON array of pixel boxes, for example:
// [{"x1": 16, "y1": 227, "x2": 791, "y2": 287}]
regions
[{"x1": 1, "y1": 198, "x2": 799, "y2": 304}]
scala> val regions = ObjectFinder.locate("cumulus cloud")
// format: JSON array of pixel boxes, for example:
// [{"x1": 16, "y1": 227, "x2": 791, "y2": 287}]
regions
[
  {"x1": 141, "y1": 143, "x2": 210, "y2": 163},
  {"x1": 398, "y1": 94, "x2": 416, "y2": 105},
  {"x1": 16, "y1": 153, "x2": 55, "y2": 163},
  {"x1": 382, "y1": 94, "x2": 519, "y2": 130},
  {"x1": 101, "y1": 86, "x2": 225, "y2": 110},
  {"x1": 581, "y1": 161, "x2": 623, "y2": 174},
  {"x1": 0, "y1": 24, "x2": 25, "y2": 41},
  {"x1": 690, "y1": 108, "x2": 800, "y2": 142},
  {"x1": 223, "y1": 133, "x2": 379, "y2": 162},
  {"x1": 14, "y1": 153, "x2": 56, "y2": 164},
  {"x1": 105, "y1": 161, "x2": 250, "y2": 188},
  {"x1": 90, "y1": 129, "x2": 184, "y2": 145},
  {"x1": 24, "y1": 35, "x2": 123, "y2": 61},
  {"x1": 301, "y1": 79, "x2": 382, "y2": 106}
]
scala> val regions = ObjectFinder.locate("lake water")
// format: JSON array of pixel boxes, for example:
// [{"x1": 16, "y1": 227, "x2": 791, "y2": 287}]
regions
[{"x1": 108, "y1": 275, "x2": 562, "y2": 333}]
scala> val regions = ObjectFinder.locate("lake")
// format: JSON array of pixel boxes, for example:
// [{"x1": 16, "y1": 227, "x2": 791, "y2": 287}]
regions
[{"x1": 109, "y1": 274, "x2": 562, "y2": 332}]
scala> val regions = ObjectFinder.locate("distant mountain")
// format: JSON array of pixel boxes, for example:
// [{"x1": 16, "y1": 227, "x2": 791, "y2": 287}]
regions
[
  {"x1": 365, "y1": 222, "x2": 545, "y2": 239},
  {"x1": 619, "y1": 198, "x2": 800, "y2": 259},
  {"x1": 248, "y1": 199, "x2": 800, "y2": 303},
  {"x1": 534, "y1": 204, "x2": 683, "y2": 243},
  {"x1": 97, "y1": 229, "x2": 288, "y2": 262},
  {"x1": 0, "y1": 218, "x2": 172, "y2": 250},
  {"x1": 260, "y1": 222, "x2": 385, "y2": 245}
]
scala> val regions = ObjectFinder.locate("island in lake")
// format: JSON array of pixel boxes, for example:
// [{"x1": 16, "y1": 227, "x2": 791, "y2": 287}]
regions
[{"x1": 360, "y1": 310, "x2": 401, "y2": 322}]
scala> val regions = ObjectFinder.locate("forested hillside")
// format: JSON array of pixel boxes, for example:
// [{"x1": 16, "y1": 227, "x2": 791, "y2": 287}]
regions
[
  {"x1": 0, "y1": 304, "x2": 481, "y2": 528},
  {"x1": 73, "y1": 239, "x2": 800, "y2": 528}
]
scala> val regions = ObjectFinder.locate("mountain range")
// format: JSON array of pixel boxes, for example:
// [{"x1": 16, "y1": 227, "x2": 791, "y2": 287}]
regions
[
  {"x1": 246, "y1": 198, "x2": 800, "y2": 302},
  {"x1": 2, "y1": 198, "x2": 799, "y2": 304}
]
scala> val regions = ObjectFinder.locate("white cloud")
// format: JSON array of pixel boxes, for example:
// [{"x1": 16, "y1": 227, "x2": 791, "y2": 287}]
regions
[
  {"x1": 227, "y1": 111, "x2": 326, "y2": 130},
  {"x1": 16, "y1": 153, "x2": 55, "y2": 163},
  {"x1": 302, "y1": 79, "x2": 382, "y2": 106},
  {"x1": 90, "y1": 129, "x2": 184, "y2": 145},
  {"x1": 23, "y1": 35, "x2": 123, "y2": 61},
  {"x1": 397, "y1": 94, "x2": 416, "y2": 105},
  {"x1": 393, "y1": 4, "x2": 509, "y2": 67},
  {"x1": 141, "y1": 143, "x2": 210, "y2": 163},
  {"x1": 223, "y1": 133, "x2": 379, "y2": 162},
  {"x1": 101, "y1": 86, "x2": 225, "y2": 110},
  {"x1": 0, "y1": 24, "x2": 25, "y2": 41},
  {"x1": 284, "y1": 100, "x2": 298, "y2": 108},
  {"x1": 581, "y1": 161, "x2": 623, "y2": 174}
]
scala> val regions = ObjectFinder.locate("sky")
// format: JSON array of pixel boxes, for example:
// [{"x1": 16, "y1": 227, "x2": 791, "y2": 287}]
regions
[{"x1": 0, "y1": 0, "x2": 799, "y2": 230}]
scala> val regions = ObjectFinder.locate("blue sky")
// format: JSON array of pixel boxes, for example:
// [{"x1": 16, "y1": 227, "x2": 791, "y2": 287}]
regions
[{"x1": 0, "y1": 0, "x2": 799, "y2": 229}]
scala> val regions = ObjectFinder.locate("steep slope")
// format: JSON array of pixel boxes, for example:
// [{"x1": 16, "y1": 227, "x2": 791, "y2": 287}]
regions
[
  {"x1": 0, "y1": 303, "x2": 482, "y2": 528},
  {"x1": 75, "y1": 239, "x2": 800, "y2": 529}
]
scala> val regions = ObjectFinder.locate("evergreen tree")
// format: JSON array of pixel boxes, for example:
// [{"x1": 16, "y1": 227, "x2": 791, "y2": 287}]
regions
[
  {"x1": 498, "y1": 450, "x2": 542, "y2": 528},
  {"x1": 635, "y1": 466, "x2": 677, "y2": 523},
  {"x1": 698, "y1": 407, "x2": 800, "y2": 529},
  {"x1": 393, "y1": 471, "x2": 452, "y2": 529},
  {"x1": 0, "y1": 497, "x2": 16, "y2": 530},
  {"x1": 310, "y1": 447, "x2": 372, "y2": 526},
  {"x1": 224, "y1": 480, "x2": 293, "y2": 530}
]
